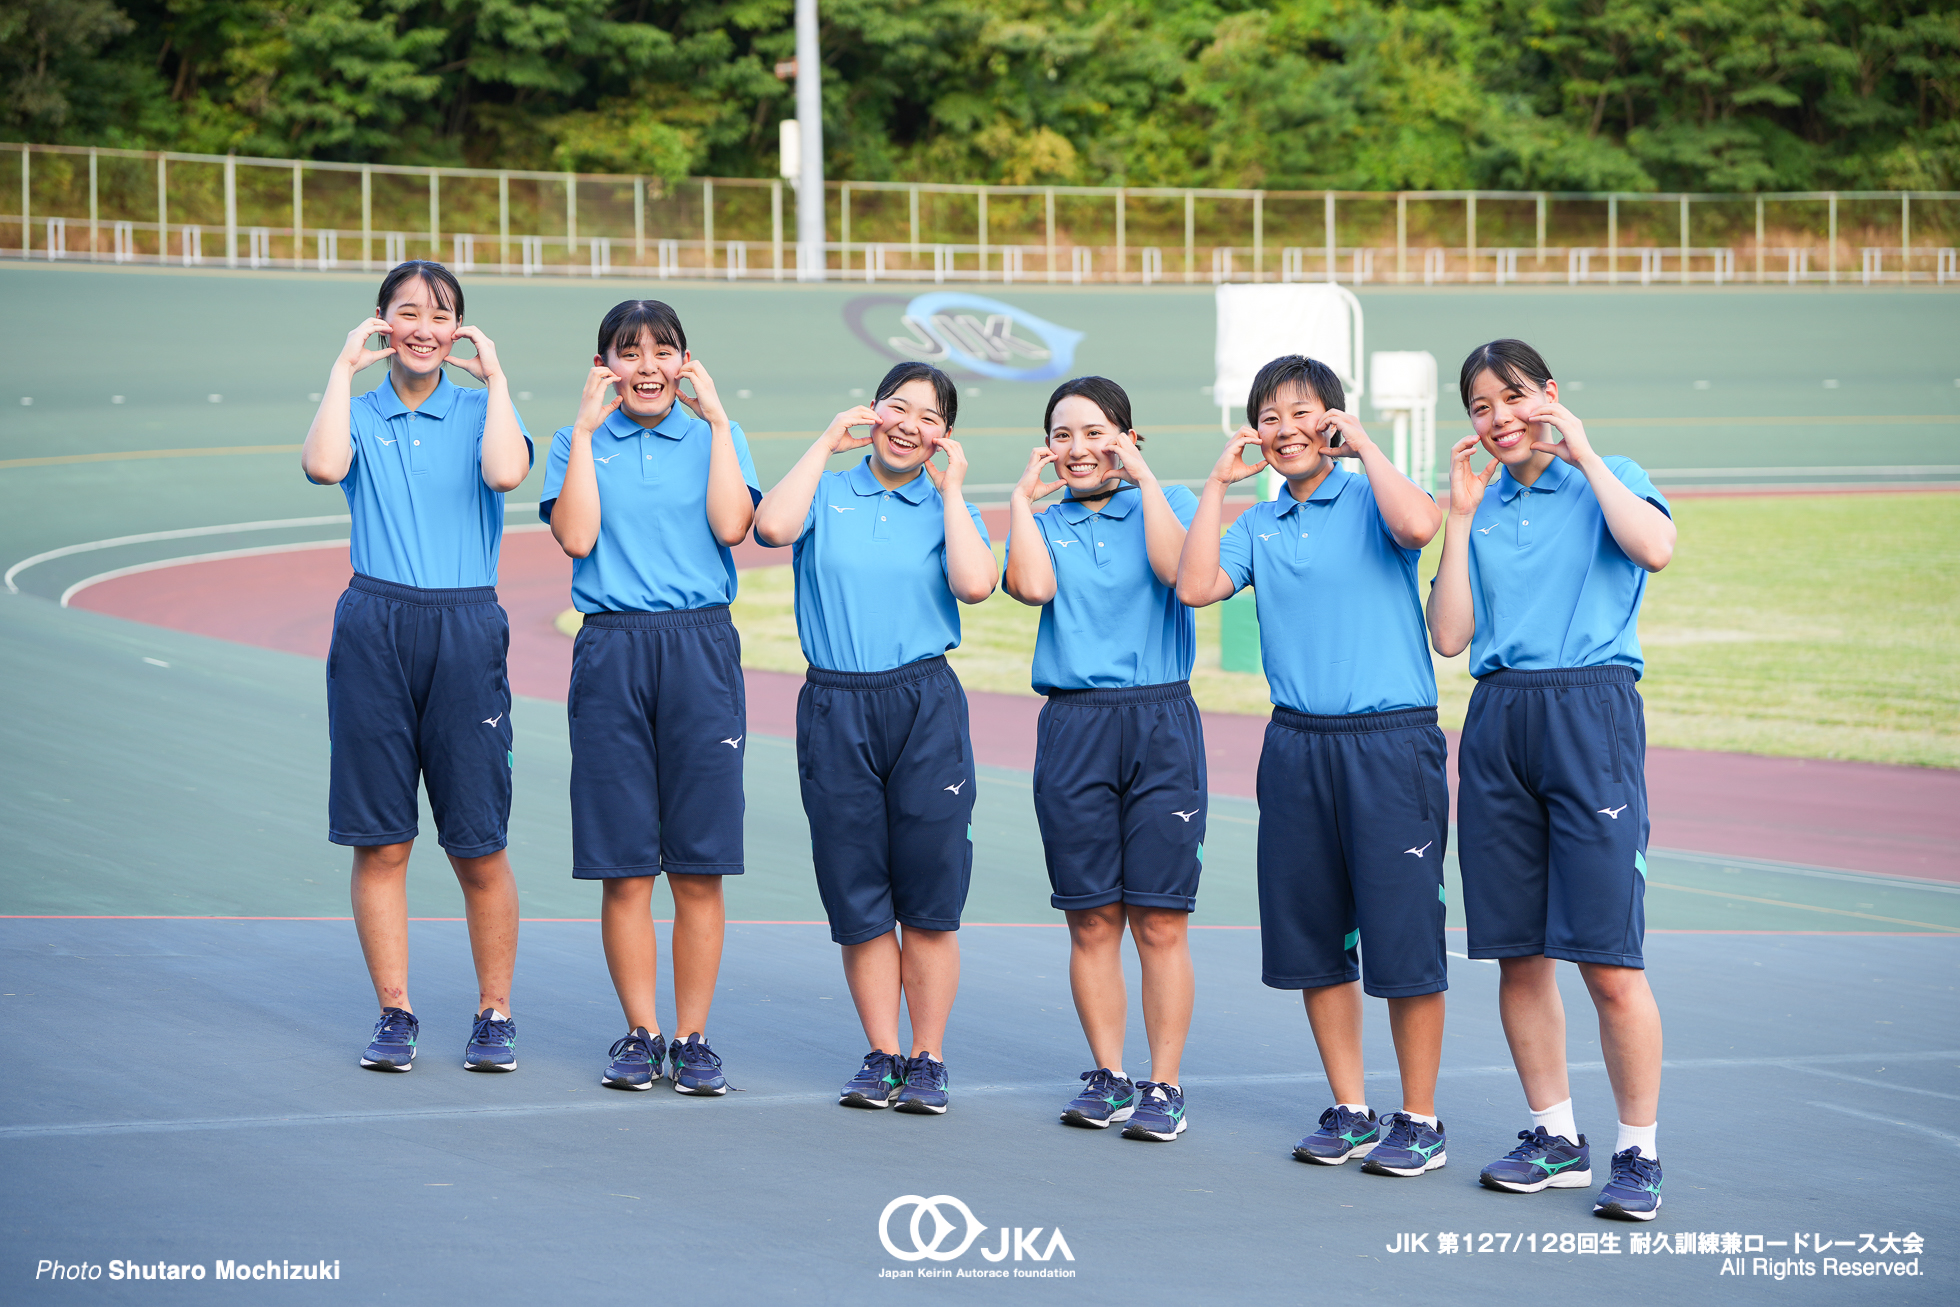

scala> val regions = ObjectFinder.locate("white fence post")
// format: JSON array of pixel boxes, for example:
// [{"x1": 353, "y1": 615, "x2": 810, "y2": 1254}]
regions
[
  {"x1": 452, "y1": 233, "x2": 474, "y2": 271},
  {"x1": 318, "y1": 231, "x2": 338, "y2": 270},
  {"x1": 590, "y1": 236, "x2": 611, "y2": 277},
  {"x1": 1140, "y1": 247, "x2": 1162, "y2": 285},
  {"x1": 726, "y1": 240, "x2": 746, "y2": 281},
  {"x1": 45, "y1": 216, "x2": 65, "y2": 260},
  {"x1": 1071, "y1": 246, "x2": 1091, "y2": 284},
  {"x1": 113, "y1": 221, "x2": 134, "y2": 263},
  {"x1": 248, "y1": 227, "x2": 270, "y2": 268}
]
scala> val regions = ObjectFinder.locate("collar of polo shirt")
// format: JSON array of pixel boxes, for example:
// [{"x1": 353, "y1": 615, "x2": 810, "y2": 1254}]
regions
[
  {"x1": 1056, "y1": 483, "x2": 1139, "y2": 523},
  {"x1": 1498, "y1": 456, "x2": 1573, "y2": 501},
  {"x1": 844, "y1": 455, "x2": 932, "y2": 504},
  {"x1": 1275, "y1": 466, "x2": 1355, "y2": 514},
  {"x1": 377, "y1": 371, "x2": 460, "y2": 420},
  {"x1": 602, "y1": 404, "x2": 692, "y2": 441}
]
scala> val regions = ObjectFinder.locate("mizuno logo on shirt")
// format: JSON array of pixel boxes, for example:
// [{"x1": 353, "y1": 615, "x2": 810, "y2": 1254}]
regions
[
  {"x1": 595, "y1": 453, "x2": 622, "y2": 463},
  {"x1": 1172, "y1": 809, "x2": 1199, "y2": 822},
  {"x1": 1477, "y1": 525, "x2": 1497, "y2": 534},
  {"x1": 830, "y1": 504, "x2": 854, "y2": 512},
  {"x1": 721, "y1": 736, "x2": 743, "y2": 748},
  {"x1": 945, "y1": 780, "x2": 967, "y2": 795},
  {"x1": 1597, "y1": 805, "x2": 1628, "y2": 819},
  {"x1": 1258, "y1": 532, "x2": 1280, "y2": 541},
  {"x1": 1055, "y1": 540, "x2": 1075, "y2": 547},
  {"x1": 379, "y1": 438, "x2": 398, "y2": 446},
  {"x1": 1405, "y1": 842, "x2": 1432, "y2": 858},
  {"x1": 483, "y1": 714, "x2": 503, "y2": 727}
]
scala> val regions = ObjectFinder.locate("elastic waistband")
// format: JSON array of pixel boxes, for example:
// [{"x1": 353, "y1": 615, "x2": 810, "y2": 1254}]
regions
[
  {"x1": 1477, "y1": 665, "x2": 1637, "y2": 689},
  {"x1": 805, "y1": 655, "x2": 951, "y2": 690},
  {"x1": 349, "y1": 574, "x2": 497, "y2": 607},
  {"x1": 1272, "y1": 705, "x2": 1439, "y2": 735},
  {"x1": 1045, "y1": 680, "x2": 1193, "y2": 708},
  {"x1": 581, "y1": 605, "x2": 731, "y2": 631}
]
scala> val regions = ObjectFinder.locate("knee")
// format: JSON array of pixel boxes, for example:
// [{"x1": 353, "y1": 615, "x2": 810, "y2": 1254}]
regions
[
  {"x1": 601, "y1": 876, "x2": 654, "y2": 908},
  {"x1": 1581, "y1": 964, "x2": 1650, "y2": 1007},
  {"x1": 451, "y1": 855, "x2": 511, "y2": 894},
  {"x1": 353, "y1": 843, "x2": 412, "y2": 878},
  {"x1": 1498, "y1": 955, "x2": 1557, "y2": 990},
  {"x1": 1066, "y1": 907, "x2": 1125, "y2": 948},
  {"x1": 1127, "y1": 908, "x2": 1189, "y2": 953},
  {"x1": 667, "y1": 873, "x2": 725, "y2": 906}
]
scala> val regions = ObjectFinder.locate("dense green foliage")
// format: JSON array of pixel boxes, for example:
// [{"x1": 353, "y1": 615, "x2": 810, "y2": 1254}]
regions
[{"x1": 5, "y1": 1, "x2": 1956, "y2": 191}]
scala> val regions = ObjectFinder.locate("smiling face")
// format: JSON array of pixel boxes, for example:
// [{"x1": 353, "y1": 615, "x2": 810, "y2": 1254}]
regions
[
  {"x1": 870, "y1": 377, "x2": 947, "y2": 477},
  {"x1": 1466, "y1": 368, "x2": 1559, "y2": 467},
  {"x1": 379, "y1": 276, "x2": 459, "y2": 379},
  {"x1": 1255, "y1": 380, "x2": 1336, "y2": 482},
  {"x1": 1045, "y1": 394, "x2": 1130, "y2": 494},
  {"x1": 599, "y1": 328, "x2": 688, "y2": 427}
]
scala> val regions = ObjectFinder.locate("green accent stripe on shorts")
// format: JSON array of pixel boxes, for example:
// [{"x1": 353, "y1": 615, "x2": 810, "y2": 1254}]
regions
[
  {"x1": 1634, "y1": 849, "x2": 1648, "y2": 879},
  {"x1": 1343, "y1": 929, "x2": 1360, "y2": 952},
  {"x1": 1438, "y1": 883, "x2": 1447, "y2": 904}
]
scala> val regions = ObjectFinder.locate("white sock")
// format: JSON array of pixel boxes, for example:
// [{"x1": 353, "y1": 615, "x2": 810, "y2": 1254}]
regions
[
  {"x1": 1403, "y1": 1111, "x2": 1439, "y2": 1129},
  {"x1": 485, "y1": 1009, "x2": 507, "y2": 1021},
  {"x1": 1531, "y1": 1098, "x2": 1579, "y2": 1145},
  {"x1": 1615, "y1": 1121, "x2": 1657, "y2": 1159},
  {"x1": 1336, "y1": 1102, "x2": 1370, "y2": 1117}
]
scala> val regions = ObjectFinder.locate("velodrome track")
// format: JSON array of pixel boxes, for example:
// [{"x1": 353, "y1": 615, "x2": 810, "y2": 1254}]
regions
[{"x1": 2, "y1": 264, "x2": 1957, "y2": 1301}]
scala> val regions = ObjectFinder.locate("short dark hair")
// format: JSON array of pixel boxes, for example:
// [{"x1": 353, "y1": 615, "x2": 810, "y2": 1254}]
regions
[
  {"x1": 597, "y1": 300, "x2": 687, "y2": 358},
  {"x1": 375, "y1": 260, "x2": 462, "y2": 319},
  {"x1": 875, "y1": 362, "x2": 958, "y2": 431},
  {"x1": 1246, "y1": 355, "x2": 1345, "y2": 427},
  {"x1": 1458, "y1": 339, "x2": 1553, "y2": 411},
  {"x1": 1043, "y1": 376, "x2": 1134, "y2": 438}
]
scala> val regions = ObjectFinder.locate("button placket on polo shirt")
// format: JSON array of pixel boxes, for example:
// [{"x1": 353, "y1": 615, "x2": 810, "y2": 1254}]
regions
[
  {"x1": 1514, "y1": 487, "x2": 1535, "y2": 549},
  {"x1": 872, "y1": 490, "x2": 894, "y2": 542},
  {"x1": 1091, "y1": 510, "x2": 1113, "y2": 569},
  {"x1": 406, "y1": 412, "x2": 429, "y2": 476},
  {"x1": 1288, "y1": 503, "x2": 1320, "y2": 568},
  {"x1": 640, "y1": 429, "x2": 661, "y2": 483}
]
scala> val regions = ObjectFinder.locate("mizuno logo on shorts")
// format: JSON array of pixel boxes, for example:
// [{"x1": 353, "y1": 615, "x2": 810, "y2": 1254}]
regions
[
  {"x1": 482, "y1": 714, "x2": 503, "y2": 727},
  {"x1": 1405, "y1": 842, "x2": 1432, "y2": 857},
  {"x1": 721, "y1": 736, "x2": 743, "y2": 748},
  {"x1": 1597, "y1": 805, "x2": 1628, "y2": 819},
  {"x1": 945, "y1": 780, "x2": 967, "y2": 795},
  {"x1": 1172, "y1": 809, "x2": 1198, "y2": 822}
]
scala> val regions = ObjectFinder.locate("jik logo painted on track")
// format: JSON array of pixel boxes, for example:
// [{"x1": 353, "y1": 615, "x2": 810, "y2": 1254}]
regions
[{"x1": 842, "y1": 294, "x2": 1085, "y2": 382}]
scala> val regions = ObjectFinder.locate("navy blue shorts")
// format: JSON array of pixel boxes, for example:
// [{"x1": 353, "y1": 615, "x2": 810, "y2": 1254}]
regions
[
  {"x1": 796, "y1": 656, "x2": 975, "y2": 946},
  {"x1": 568, "y1": 607, "x2": 746, "y2": 878},
  {"x1": 326, "y1": 574, "x2": 512, "y2": 857},
  {"x1": 1256, "y1": 706, "x2": 1450, "y2": 997},
  {"x1": 1033, "y1": 682, "x2": 1206, "y2": 913},
  {"x1": 1458, "y1": 666, "x2": 1649, "y2": 969}
]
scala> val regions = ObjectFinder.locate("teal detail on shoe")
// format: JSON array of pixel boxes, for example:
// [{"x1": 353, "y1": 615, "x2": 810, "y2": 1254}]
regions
[
  {"x1": 1437, "y1": 883, "x2": 1447, "y2": 904},
  {"x1": 1343, "y1": 929, "x2": 1360, "y2": 952},
  {"x1": 1633, "y1": 849, "x2": 1648, "y2": 879}
]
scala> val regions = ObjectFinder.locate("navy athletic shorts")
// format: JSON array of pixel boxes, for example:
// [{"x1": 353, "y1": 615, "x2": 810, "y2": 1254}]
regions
[
  {"x1": 1256, "y1": 705, "x2": 1450, "y2": 997},
  {"x1": 568, "y1": 607, "x2": 746, "y2": 878},
  {"x1": 326, "y1": 574, "x2": 513, "y2": 857},
  {"x1": 1033, "y1": 681, "x2": 1206, "y2": 913},
  {"x1": 796, "y1": 656, "x2": 975, "y2": 945},
  {"x1": 1458, "y1": 666, "x2": 1649, "y2": 968}
]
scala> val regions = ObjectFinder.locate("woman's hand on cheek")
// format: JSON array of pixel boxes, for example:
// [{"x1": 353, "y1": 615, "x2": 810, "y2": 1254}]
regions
[{"x1": 1524, "y1": 400, "x2": 1593, "y2": 465}]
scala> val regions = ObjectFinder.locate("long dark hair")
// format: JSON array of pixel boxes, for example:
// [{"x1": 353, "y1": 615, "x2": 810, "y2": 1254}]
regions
[
  {"x1": 375, "y1": 260, "x2": 462, "y2": 318},
  {"x1": 1043, "y1": 376, "x2": 1136, "y2": 438},
  {"x1": 1458, "y1": 339, "x2": 1553, "y2": 410}
]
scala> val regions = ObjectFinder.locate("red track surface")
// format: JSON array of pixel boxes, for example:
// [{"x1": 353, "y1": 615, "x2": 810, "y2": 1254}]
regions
[{"x1": 70, "y1": 517, "x2": 1958, "y2": 883}]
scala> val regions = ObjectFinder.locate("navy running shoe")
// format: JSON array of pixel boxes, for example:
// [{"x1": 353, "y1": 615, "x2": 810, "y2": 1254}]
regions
[
  {"x1": 1479, "y1": 1127, "x2": 1593, "y2": 1193},
  {"x1": 1593, "y1": 1146, "x2": 1664, "y2": 1221},
  {"x1": 1121, "y1": 1082, "x2": 1186, "y2": 1141},
  {"x1": 893, "y1": 1053, "x2": 950, "y2": 1115},
  {"x1": 1294, "y1": 1105, "x2": 1381, "y2": 1165},
  {"x1": 840, "y1": 1051, "x2": 905, "y2": 1109},
  {"x1": 668, "y1": 1033, "x2": 728, "y2": 1096},
  {"x1": 464, "y1": 1008, "x2": 517, "y2": 1071},
  {"x1": 360, "y1": 1007, "x2": 418, "y2": 1071},
  {"x1": 1061, "y1": 1068, "x2": 1137, "y2": 1129},
  {"x1": 1361, "y1": 1113, "x2": 1447, "y2": 1176},
  {"x1": 601, "y1": 1027, "x2": 666, "y2": 1091}
]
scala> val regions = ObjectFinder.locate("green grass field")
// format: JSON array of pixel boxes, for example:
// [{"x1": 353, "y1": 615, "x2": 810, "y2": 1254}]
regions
[{"x1": 723, "y1": 492, "x2": 1959, "y2": 768}]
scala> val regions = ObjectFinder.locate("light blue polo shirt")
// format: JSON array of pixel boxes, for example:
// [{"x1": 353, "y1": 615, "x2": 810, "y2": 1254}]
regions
[
  {"x1": 317, "y1": 373, "x2": 532, "y2": 590},
  {"x1": 1016, "y1": 483, "x2": 1199, "y2": 693},
  {"x1": 1462, "y1": 455, "x2": 1670, "y2": 678},
  {"x1": 789, "y1": 458, "x2": 991, "y2": 673},
  {"x1": 538, "y1": 404, "x2": 761, "y2": 613},
  {"x1": 1219, "y1": 467, "x2": 1436, "y2": 715}
]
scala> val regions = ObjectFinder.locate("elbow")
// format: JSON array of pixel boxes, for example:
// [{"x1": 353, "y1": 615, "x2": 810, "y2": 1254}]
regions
[
  {"x1": 301, "y1": 455, "x2": 343, "y2": 485},
  {"x1": 1642, "y1": 538, "x2": 1674, "y2": 573},
  {"x1": 485, "y1": 472, "x2": 526, "y2": 494},
  {"x1": 1429, "y1": 628, "x2": 1469, "y2": 659},
  {"x1": 552, "y1": 528, "x2": 594, "y2": 560},
  {"x1": 956, "y1": 579, "x2": 998, "y2": 605}
]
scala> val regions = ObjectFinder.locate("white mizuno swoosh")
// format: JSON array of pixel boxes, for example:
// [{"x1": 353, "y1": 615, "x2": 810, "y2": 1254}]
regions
[
  {"x1": 721, "y1": 736, "x2": 743, "y2": 748},
  {"x1": 945, "y1": 780, "x2": 966, "y2": 795},
  {"x1": 830, "y1": 504, "x2": 854, "y2": 512},
  {"x1": 1597, "y1": 805, "x2": 1628, "y2": 819},
  {"x1": 1405, "y1": 841, "x2": 1432, "y2": 857},
  {"x1": 1055, "y1": 540, "x2": 1074, "y2": 547},
  {"x1": 1172, "y1": 809, "x2": 1198, "y2": 822},
  {"x1": 1477, "y1": 525, "x2": 1496, "y2": 534},
  {"x1": 378, "y1": 438, "x2": 398, "y2": 446},
  {"x1": 483, "y1": 714, "x2": 503, "y2": 727},
  {"x1": 595, "y1": 453, "x2": 622, "y2": 463}
]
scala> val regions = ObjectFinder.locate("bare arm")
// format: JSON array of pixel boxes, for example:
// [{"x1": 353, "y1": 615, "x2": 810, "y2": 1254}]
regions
[
  {"x1": 1320, "y1": 410, "x2": 1442, "y2": 549},
  {"x1": 1175, "y1": 428, "x2": 1265, "y2": 608},
  {"x1": 450, "y1": 325, "x2": 530, "y2": 493},
  {"x1": 548, "y1": 367, "x2": 621, "y2": 560},
  {"x1": 676, "y1": 360, "x2": 754, "y2": 547},
  {"x1": 1527, "y1": 403, "x2": 1675, "y2": 571},
  {"x1": 1425, "y1": 434, "x2": 1498, "y2": 657},
  {"x1": 300, "y1": 317, "x2": 393, "y2": 485},
  {"x1": 1001, "y1": 447, "x2": 1063, "y2": 606},
  {"x1": 753, "y1": 406, "x2": 877, "y2": 547},
  {"x1": 925, "y1": 437, "x2": 1000, "y2": 604},
  {"x1": 1110, "y1": 433, "x2": 1189, "y2": 586}
]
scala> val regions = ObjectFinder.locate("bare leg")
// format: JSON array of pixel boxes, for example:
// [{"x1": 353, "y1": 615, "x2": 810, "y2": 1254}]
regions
[
  {"x1": 1066, "y1": 905, "x2": 1128, "y2": 1072},
  {"x1": 1126, "y1": 906, "x2": 1193, "y2": 1085},
  {"x1": 599, "y1": 876, "x2": 661, "y2": 1033},
  {"x1": 447, "y1": 849, "x2": 518, "y2": 1014},
  {"x1": 1498, "y1": 955, "x2": 1571, "y2": 1111},
  {"x1": 1579, "y1": 963, "x2": 1662, "y2": 1128},
  {"x1": 668, "y1": 873, "x2": 726, "y2": 1038},
  {"x1": 842, "y1": 930, "x2": 903, "y2": 1054},
  {"x1": 351, "y1": 842, "x2": 415, "y2": 1012},
  {"x1": 1302, "y1": 981, "x2": 1366, "y2": 1105},
  {"x1": 1385, "y1": 992, "x2": 1445, "y2": 1118},
  {"x1": 897, "y1": 926, "x2": 960, "y2": 1059}
]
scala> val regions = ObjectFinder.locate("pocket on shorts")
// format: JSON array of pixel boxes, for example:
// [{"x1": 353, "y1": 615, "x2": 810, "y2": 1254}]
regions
[{"x1": 1406, "y1": 739, "x2": 1432, "y2": 823}]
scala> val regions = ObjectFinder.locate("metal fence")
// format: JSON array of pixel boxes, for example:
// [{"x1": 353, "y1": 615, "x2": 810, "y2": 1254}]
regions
[{"x1": 6, "y1": 141, "x2": 1958, "y2": 286}]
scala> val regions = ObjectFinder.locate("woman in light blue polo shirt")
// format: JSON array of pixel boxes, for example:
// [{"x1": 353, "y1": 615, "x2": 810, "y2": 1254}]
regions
[
  {"x1": 1002, "y1": 377, "x2": 1203, "y2": 1144},
  {"x1": 541, "y1": 300, "x2": 761, "y2": 1098},
  {"x1": 753, "y1": 362, "x2": 997, "y2": 1118},
  {"x1": 1428, "y1": 338, "x2": 1677, "y2": 1222}
]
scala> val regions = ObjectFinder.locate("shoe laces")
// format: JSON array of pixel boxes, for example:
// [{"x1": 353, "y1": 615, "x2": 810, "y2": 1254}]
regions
[
  {"x1": 1319, "y1": 1104, "x2": 1368, "y2": 1133},
  {"x1": 472, "y1": 1013, "x2": 514, "y2": 1046},
  {"x1": 1501, "y1": 1128, "x2": 1549, "y2": 1161},
  {"x1": 1079, "y1": 1067, "x2": 1127, "y2": 1099},
  {"x1": 373, "y1": 1008, "x2": 416, "y2": 1042},
  {"x1": 854, "y1": 1051, "x2": 895, "y2": 1082},
  {"x1": 906, "y1": 1055, "x2": 947, "y2": 1090},
  {"x1": 608, "y1": 1031, "x2": 656, "y2": 1065},
  {"x1": 1134, "y1": 1081, "x2": 1176, "y2": 1109},
  {"x1": 676, "y1": 1037, "x2": 721, "y2": 1070},
  {"x1": 1377, "y1": 1113, "x2": 1421, "y2": 1150},
  {"x1": 1609, "y1": 1147, "x2": 1661, "y2": 1187}
]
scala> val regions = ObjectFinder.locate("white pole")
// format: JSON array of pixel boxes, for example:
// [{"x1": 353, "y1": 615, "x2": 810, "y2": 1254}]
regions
[{"x1": 794, "y1": 0, "x2": 825, "y2": 281}]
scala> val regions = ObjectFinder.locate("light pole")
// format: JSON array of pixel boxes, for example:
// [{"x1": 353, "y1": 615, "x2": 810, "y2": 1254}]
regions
[{"x1": 794, "y1": 0, "x2": 825, "y2": 281}]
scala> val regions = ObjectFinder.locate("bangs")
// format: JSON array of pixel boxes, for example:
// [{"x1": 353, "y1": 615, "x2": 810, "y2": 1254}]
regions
[{"x1": 597, "y1": 300, "x2": 687, "y2": 357}]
